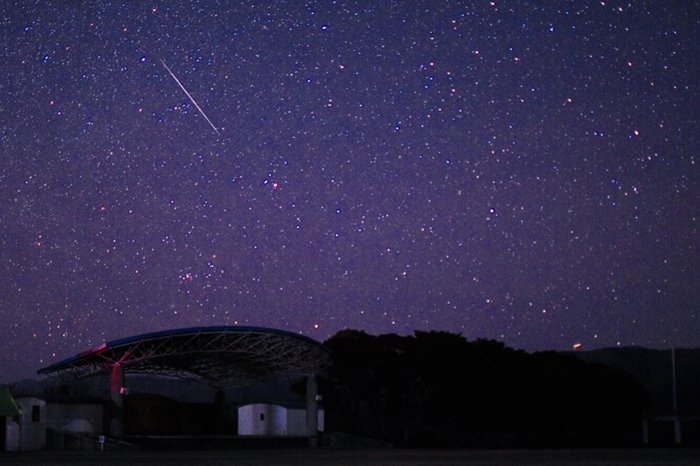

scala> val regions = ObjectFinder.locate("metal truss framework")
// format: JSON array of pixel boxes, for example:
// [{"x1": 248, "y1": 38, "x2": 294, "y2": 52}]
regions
[{"x1": 37, "y1": 326, "x2": 333, "y2": 385}]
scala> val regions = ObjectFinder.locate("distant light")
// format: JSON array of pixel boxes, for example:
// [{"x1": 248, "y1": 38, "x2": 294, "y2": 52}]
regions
[{"x1": 572, "y1": 342, "x2": 582, "y2": 350}]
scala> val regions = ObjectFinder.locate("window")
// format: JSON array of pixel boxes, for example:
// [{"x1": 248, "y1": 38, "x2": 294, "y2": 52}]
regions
[
  {"x1": 32, "y1": 405, "x2": 40, "y2": 422},
  {"x1": 259, "y1": 413, "x2": 265, "y2": 421}
]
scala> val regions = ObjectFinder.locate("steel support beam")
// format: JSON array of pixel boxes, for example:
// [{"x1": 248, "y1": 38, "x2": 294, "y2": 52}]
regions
[{"x1": 306, "y1": 374, "x2": 318, "y2": 447}]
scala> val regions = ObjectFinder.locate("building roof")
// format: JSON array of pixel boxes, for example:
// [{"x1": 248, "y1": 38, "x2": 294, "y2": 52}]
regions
[{"x1": 37, "y1": 326, "x2": 333, "y2": 386}]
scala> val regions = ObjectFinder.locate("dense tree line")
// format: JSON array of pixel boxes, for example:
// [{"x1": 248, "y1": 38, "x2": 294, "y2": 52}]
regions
[{"x1": 321, "y1": 330, "x2": 647, "y2": 448}]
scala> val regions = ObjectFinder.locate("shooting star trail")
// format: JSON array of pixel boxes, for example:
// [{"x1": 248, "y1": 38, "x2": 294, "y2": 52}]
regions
[{"x1": 160, "y1": 59, "x2": 220, "y2": 135}]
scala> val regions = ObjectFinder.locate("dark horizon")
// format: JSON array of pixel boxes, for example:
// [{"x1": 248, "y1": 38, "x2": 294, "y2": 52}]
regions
[
  {"x1": 7, "y1": 330, "x2": 700, "y2": 449},
  {"x1": 4, "y1": 326, "x2": 698, "y2": 386}
]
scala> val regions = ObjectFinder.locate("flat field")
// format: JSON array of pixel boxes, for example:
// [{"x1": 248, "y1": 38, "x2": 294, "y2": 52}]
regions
[{"x1": 2, "y1": 449, "x2": 700, "y2": 466}]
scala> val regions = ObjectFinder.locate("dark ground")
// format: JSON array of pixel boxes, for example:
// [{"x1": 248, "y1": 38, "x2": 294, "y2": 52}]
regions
[{"x1": 1, "y1": 449, "x2": 700, "y2": 466}]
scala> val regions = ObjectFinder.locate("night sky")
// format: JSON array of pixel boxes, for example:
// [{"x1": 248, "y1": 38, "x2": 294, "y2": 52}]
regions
[{"x1": 1, "y1": 1, "x2": 698, "y2": 382}]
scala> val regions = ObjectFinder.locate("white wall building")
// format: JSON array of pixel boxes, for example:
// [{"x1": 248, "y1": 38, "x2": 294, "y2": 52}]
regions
[
  {"x1": 237, "y1": 403, "x2": 324, "y2": 436},
  {"x1": 3, "y1": 397, "x2": 104, "y2": 451},
  {"x1": 4, "y1": 397, "x2": 47, "y2": 451}
]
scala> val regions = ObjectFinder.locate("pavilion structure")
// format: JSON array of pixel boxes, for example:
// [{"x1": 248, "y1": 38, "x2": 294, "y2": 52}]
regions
[{"x1": 38, "y1": 326, "x2": 333, "y2": 446}]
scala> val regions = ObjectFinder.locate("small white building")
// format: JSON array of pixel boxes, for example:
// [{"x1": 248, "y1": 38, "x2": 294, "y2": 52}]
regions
[
  {"x1": 4, "y1": 397, "x2": 47, "y2": 451},
  {"x1": 237, "y1": 403, "x2": 324, "y2": 436},
  {"x1": 2, "y1": 395, "x2": 105, "y2": 451}
]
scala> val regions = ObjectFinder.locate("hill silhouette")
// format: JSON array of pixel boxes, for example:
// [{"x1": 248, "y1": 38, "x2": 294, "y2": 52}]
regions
[{"x1": 573, "y1": 346, "x2": 700, "y2": 417}]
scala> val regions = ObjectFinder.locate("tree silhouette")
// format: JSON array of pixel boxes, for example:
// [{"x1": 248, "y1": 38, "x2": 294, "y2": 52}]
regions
[{"x1": 323, "y1": 330, "x2": 647, "y2": 447}]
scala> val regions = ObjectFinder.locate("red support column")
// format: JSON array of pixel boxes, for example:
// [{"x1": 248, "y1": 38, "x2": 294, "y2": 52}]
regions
[{"x1": 110, "y1": 363, "x2": 124, "y2": 437}]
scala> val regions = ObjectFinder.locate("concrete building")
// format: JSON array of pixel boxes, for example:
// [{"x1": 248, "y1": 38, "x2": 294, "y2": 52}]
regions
[
  {"x1": 4, "y1": 397, "x2": 46, "y2": 451},
  {"x1": 2, "y1": 396, "x2": 105, "y2": 451},
  {"x1": 238, "y1": 403, "x2": 324, "y2": 436}
]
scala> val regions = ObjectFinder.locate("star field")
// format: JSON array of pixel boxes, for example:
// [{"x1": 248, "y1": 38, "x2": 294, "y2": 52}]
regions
[{"x1": 1, "y1": 1, "x2": 698, "y2": 381}]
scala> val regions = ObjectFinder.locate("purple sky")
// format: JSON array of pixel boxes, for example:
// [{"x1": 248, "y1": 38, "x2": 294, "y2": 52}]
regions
[{"x1": 1, "y1": 1, "x2": 698, "y2": 382}]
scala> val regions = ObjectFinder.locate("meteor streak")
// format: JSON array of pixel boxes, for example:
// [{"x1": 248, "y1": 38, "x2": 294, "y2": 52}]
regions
[{"x1": 160, "y1": 59, "x2": 220, "y2": 135}]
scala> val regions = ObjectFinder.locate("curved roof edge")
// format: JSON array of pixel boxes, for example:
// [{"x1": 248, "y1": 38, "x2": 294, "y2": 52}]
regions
[{"x1": 38, "y1": 326, "x2": 332, "y2": 378}]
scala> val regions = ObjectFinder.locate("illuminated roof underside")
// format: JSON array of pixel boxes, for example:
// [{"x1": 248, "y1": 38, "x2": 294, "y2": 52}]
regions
[{"x1": 37, "y1": 326, "x2": 333, "y2": 385}]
